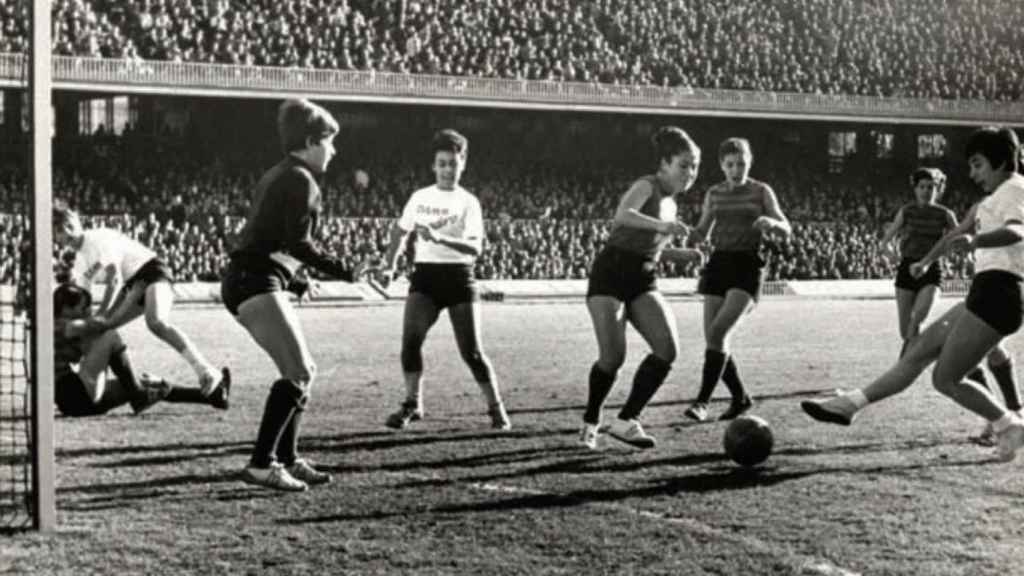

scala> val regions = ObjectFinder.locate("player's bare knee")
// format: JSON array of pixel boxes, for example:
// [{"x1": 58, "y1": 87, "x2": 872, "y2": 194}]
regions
[
  {"x1": 988, "y1": 345, "x2": 1011, "y2": 366},
  {"x1": 145, "y1": 316, "x2": 173, "y2": 339},
  {"x1": 652, "y1": 343, "x2": 677, "y2": 365},
  {"x1": 597, "y1": 352, "x2": 626, "y2": 373}
]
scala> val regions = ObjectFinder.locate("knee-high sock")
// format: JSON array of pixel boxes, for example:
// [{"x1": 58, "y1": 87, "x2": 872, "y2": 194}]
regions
[
  {"x1": 250, "y1": 379, "x2": 305, "y2": 468},
  {"x1": 107, "y1": 346, "x2": 144, "y2": 395},
  {"x1": 721, "y1": 356, "x2": 748, "y2": 402},
  {"x1": 275, "y1": 406, "x2": 305, "y2": 466},
  {"x1": 618, "y1": 354, "x2": 672, "y2": 421},
  {"x1": 695, "y1": 349, "x2": 727, "y2": 404},
  {"x1": 990, "y1": 358, "x2": 1022, "y2": 412},
  {"x1": 163, "y1": 385, "x2": 210, "y2": 404},
  {"x1": 584, "y1": 364, "x2": 617, "y2": 425}
]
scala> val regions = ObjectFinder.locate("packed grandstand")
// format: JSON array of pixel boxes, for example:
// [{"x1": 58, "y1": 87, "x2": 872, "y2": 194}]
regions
[{"x1": 1, "y1": 0, "x2": 1015, "y2": 287}]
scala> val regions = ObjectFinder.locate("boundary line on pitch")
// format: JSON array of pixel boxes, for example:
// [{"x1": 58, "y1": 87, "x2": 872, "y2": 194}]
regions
[{"x1": 397, "y1": 470, "x2": 861, "y2": 576}]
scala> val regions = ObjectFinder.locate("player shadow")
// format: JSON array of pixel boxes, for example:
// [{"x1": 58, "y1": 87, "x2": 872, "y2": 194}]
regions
[
  {"x1": 324, "y1": 444, "x2": 586, "y2": 476},
  {"x1": 506, "y1": 387, "x2": 838, "y2": 416},
  {"x1": 299, "y1": 426, "x2": 579, "y2": 454},
  {"x1": 57, "y1": 468, "x2": 253, "y2": 512}
]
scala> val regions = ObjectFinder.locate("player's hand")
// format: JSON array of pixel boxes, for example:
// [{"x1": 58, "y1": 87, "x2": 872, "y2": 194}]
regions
[
  {"x1": 660, "y1": 220, "x2": 690, "y2": 237},
  {"x1": 415, "y1": 224, "x2": 439, "y2": 243},
  {"x1": 665, "y1": 248, "x2": 705, "y2": 266},
  {"x1": 949, "y1": 234, "x2": 975, "y2": 253},
  {"x1": 909, "y1": 262, "x2": 927, "y2": 278},
  {"x1": 752, "y1": 216, "x2": 775, "y2": 233},
  {"x1": 83, "y1": 316, "x2": 109, "y2": 335},
  {"x1": 352, "y1": 259, "x2": 379, "y2": 282},
  {"x1": 374, "y1": 267, "x2": 397, "y2": 290}
]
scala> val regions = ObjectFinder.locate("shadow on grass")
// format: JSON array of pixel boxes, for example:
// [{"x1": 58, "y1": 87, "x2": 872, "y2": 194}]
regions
[
  {"x1": 284, "y1": 445, "x2": 1002, "y2": 525},
  {"x1": 505, "y1": 387, "x2": 839, "y2": 416}
]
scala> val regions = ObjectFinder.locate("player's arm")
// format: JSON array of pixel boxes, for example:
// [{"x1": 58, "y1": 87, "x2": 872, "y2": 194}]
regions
[
  {"x1": 969, "y1": 189, "x2": 1024, "y2": 250},
  {"x1": 95, "y1": 263, "x2": 120, "y2": 315},
  {"x1": 879, "y1": 207, "x2": 905, "y2": 252},
  {"x1": 282, "y1": 174, "x2": 360, "y2": 282},
  {"x1": 415, "y1": 201, "x2": 484, "y2": 257},
  {"x1": 753, "y1": 185, "x2": 792, "y2": 237},
  {"x1": 614, "y1": 180, "x2": 688, "y2": 236},
  {"x1": 688, "y1": 191, "x2": 714, "y2": 247},
  {"x1": 62, "y1": 316, "x2": 109, "y2": 339}
]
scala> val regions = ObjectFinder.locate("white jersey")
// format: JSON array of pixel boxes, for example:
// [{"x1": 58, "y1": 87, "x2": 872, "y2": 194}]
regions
[
  {"x1": 71, "y1": 228, "x2": 157, "y2": 288},
  {"x1": 398, "y1": 184, "x2": 484, "y2": 265},
  {"x1": 975, "y1": 173, "x2": 1024, "y2": 277}
]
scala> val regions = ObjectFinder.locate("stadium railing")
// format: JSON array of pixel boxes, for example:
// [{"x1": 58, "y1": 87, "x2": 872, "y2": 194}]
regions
[{"x1": 1, "y1": 54, "x2": 1023, "y2": 124}]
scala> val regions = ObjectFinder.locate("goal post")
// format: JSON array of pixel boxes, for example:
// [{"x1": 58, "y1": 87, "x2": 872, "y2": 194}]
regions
[{"x1": 30, "y1": 0, "x2": 55, "y2": 532}]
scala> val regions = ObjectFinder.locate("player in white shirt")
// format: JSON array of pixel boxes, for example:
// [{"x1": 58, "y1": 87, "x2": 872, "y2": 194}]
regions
[
  {"x1": 379, "y1": 129, "x2": 510, "y2": 430},
  {"x1": 54, "y1": 204, "x2": 229, "y2": 397},
  {"x1": 802, "y1": 126, "x2": 1024, "y2": 462}
]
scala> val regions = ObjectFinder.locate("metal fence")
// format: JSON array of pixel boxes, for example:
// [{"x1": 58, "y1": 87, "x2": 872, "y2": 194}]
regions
[{"x1": 2, "y1": 53, "x2": 1023, "y2": 125}]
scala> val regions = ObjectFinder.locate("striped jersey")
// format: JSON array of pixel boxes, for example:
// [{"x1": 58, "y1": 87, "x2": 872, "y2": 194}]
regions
[
  {"x1": 705, "y1": 179, "x2": 769, "y2": 252},
  {"x1": 606, "y1": 175, "x2": 677, "y2": 258},
  {"x1": 897, "y1": 203, "x2": 956, "y2": 260}
]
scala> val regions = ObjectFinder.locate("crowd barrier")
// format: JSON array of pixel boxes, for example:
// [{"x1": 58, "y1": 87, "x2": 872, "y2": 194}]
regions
[{"x1": 53, "y1": 278, "x2": 966, "y2": 305}]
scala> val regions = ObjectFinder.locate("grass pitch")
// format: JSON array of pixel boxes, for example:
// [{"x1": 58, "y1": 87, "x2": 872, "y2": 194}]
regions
[{"x1": 3, "y1": 298, "x2": 1024, "y2": 575}]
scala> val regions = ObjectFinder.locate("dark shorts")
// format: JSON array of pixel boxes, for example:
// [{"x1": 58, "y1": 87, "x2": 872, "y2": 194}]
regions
[
  {"x1": 586, "y1": 246, "x2": 658, "y2": 303},
  {"x1": 966, "y1": 270, "x2": 1024, "y2": 336},
  {"x1": 220, "y1": 257, "x2": 288, "y2": 316},
  {"x1": 120, "y1": 258, "x2": 174, "y2": 307},
  {"x1": 895, "y1": 258, "x2": 941, "y2": 293},
  {"x1": 697, "y1": 251, "x2": 764, "y2": 301},
  {"x1": 54, "y1": 372, "x2": 106, "y2": 417},
  {"x1": 409, "y1": 263, "x2": 478, "y2": 310}
]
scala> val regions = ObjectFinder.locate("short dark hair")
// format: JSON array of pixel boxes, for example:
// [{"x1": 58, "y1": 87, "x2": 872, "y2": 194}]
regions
[
  {"x1": 53, "y1": 201, "x2": 78, "y2": 230},
  {"x1": 910, "y1": 167, "x2": 944, "y2": 187},
  {"x1": 53, "y1": 283, "x2": 91, "y2": 314},
  {"x1": 277, "y1": 99, "x2": 340, "y2": 154},
  {"x1": 718, "y1": 137, "x2": 752, "y2": 162},
  {"x1": 431, "y1": 129, "x2": 468, "y2": 157},
  {"x1": 651, "y1": 126, "x2": 700, "y2": 165},
  {"x1": 965, "y1": 126, "x2": 1021, "y2": 173}
]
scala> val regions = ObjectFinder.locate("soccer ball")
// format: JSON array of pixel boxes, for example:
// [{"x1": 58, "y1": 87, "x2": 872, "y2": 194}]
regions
[{"x1": 723, "y1": 415, "x2": 774, "y2": 467}]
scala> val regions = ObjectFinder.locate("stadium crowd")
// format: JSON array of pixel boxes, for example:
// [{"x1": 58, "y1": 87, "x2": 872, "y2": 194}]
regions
[
  {"x1": 0, "y1": 131, "x2": 978, "y2": 286},
  {"x1": 1, "y1": 0, "x2": 1022, "y2": 101}
]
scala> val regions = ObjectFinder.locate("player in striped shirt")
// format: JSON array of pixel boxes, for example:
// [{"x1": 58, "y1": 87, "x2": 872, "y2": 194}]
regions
[
  {"x1": 684, "y1": 138, "x2": 791, "y2": 422},
  {"x1": 380, "y1": 129, "x2": 511, "y2": 431},
  {"x1": 879, "y1": 168, "x2": 957, "y2": 357},
  {"x1": 54, "y1": 204, "x2": 229, "y2": 398},
  {"x1": 803, "y1": 126, "x2": 1024, "y2": 462}
]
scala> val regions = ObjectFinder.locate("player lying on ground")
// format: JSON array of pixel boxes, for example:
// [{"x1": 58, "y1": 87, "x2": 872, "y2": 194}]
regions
[
  {"x1": 53, "y1": 283, "x2": 229, "y2": 417},
  {"x1": 54, "y1": 203, "x2": 230, "y2": 398}
]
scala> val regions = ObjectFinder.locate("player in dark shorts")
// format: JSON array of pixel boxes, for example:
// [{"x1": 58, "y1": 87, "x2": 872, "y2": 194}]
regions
[
  {"x1": 222, "y1": 99, "x2": 370, "y2": 492},
  {"x1": 578, "y1": 126, "x2": 704, "y2": 450},
  {"x1": 684, "y1": 138, "x2": 792, "y2": 422},
  {"x1": 53, "y1": 283, "x2": 228, "y2": 417},
  {"x1": 803, "y1": 126, "x2": 1024, "y2": 462},
  {"x1": 879, "y1": 168, "x2": 957, "y2": 357},
  {"x1": 379, "y1": 129, "x2": 510, "y2": 431}
]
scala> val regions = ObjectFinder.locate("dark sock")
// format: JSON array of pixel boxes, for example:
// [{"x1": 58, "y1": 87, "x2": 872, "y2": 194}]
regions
[
  {"x1": 696, "y1": 349, "x2": 728, "y2": 404},
  {"x1": 990, "y1": 358, "x2": 1022, "y2": 411},
  {"x1": 250, "y1": 379, "x2": 305, "y2": 469},
  {"x1": 163, "y1": 385, "x2": 209, "y2": 404},
  {"x1": 966, "y1": 367, "x2": 989, "y2": 391},
  {"x1": 108, "y1": 346, "x2": 144, "y2": 395},
  {"x1": 276, "y1": 407, "x2": 304, "y2": 466},
  {"x1": 618, "y1": 354, "x2": 672, "y2": 421},
  {"x1": 584, "y1": 364, "x2": 616, "y2": 425},
  {"x1": 721, "y1": 356, "x2": 749, "y2": 404}
]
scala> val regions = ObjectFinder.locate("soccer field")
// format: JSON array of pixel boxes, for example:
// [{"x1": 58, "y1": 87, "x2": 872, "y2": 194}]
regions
[{"x1": 5, "y1": 297, "x2": 1024, "y2": 575}]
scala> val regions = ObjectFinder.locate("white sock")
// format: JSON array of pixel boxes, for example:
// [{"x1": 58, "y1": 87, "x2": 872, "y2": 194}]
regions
[
  {"x1": 993, "y1": 412, "x2": 1018, "y2": 433},
  {"x1": 846, "y1": 389, "x2": 869, "y2": 409}
]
